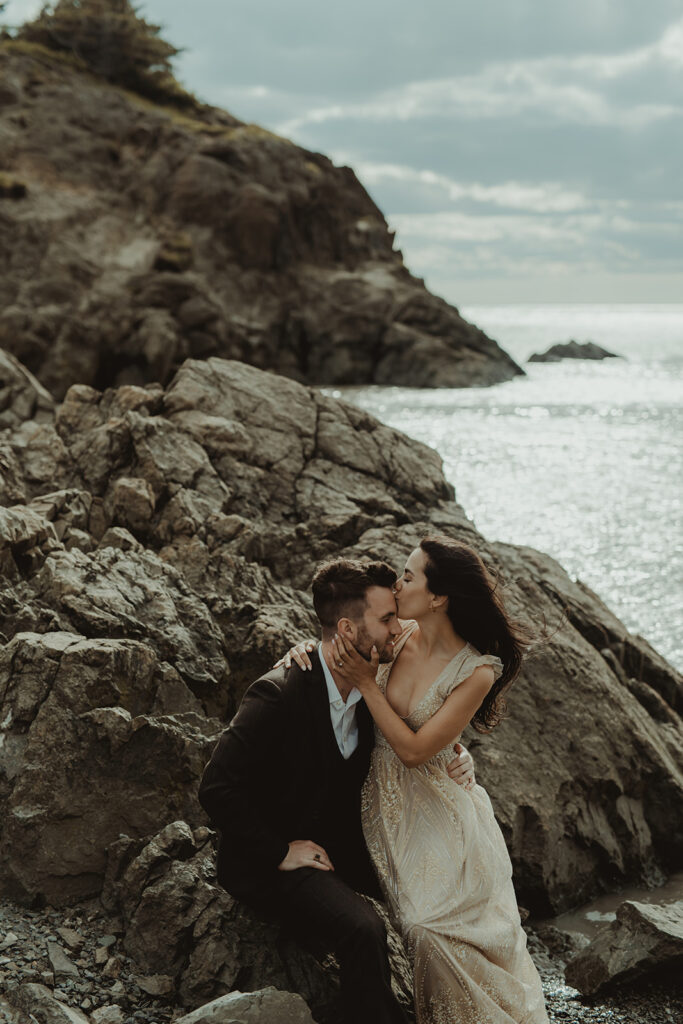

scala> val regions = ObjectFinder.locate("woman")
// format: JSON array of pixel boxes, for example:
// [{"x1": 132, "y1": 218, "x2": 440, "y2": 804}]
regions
[{"x1": 285, "y1": 536, "x2": 548, "y2": 1024}]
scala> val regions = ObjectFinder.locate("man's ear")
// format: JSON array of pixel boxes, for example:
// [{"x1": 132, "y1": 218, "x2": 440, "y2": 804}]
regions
[{"x1": 337, "y1": 617, "x2": 356, "y2": 640}]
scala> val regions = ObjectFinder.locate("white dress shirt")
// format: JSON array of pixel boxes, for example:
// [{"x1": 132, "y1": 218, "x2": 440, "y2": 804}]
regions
[{"x1": 319, "y1": 643, "x2": 363, "y2": 759}]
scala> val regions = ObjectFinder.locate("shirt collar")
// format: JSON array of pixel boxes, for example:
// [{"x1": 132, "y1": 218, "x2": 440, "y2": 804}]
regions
[{"x1": 318, "y1": 643, "x2": 362, "y2": 709}]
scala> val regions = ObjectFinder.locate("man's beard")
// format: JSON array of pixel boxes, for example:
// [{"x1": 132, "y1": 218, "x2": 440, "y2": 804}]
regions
[{"x1": 355, "y1": 627, "x2": 394, "y2": 664}]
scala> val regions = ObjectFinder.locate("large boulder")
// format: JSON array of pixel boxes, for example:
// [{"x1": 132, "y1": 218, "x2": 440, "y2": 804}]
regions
[
  {"x1": 2, "y1": 982, "x2": 90, "y2": 1024},
  {"x1": 0, "y1": 629, "x2": 219, "y2": 903},
  {"x1": 564, "y1": 899, "x2": 683, "y2": 995},
  {"x1": 101, "y1": 822, "x2": 413, "y2": 1020},
  {"x1": 172, "y1": 988, "x2": 317, "y2": 1024},
  {"x1": 0, "y1": 44, "x2": 522, "y2": 398},
  {"x1": 0, "y1": 352, "x2": 681, "y2": 915}
]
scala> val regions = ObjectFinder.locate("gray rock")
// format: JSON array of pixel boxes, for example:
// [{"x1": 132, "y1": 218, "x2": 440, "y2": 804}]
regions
[
  {"x1": 528, "y1": 340, "x2": 620, "y2": 362},
  {"x1": 0, "y1": 630, "x2": 220, "y2": 903},
  {"x1": 0, "y1": 348, "x2": 55, "y2": 432},
  {"x1": 172, "y1": 986, "x2": 317, "y2": 1024},
  {"x1": 4, "y1": 981, "x2": 90, "y2": 1023},
  {"x1": 91, "y1": 1007, "x2": 126, "y2": 1024},
  {"x1": 135, "y1": 973, "x2": 175, "y2": 996},
  {"x1": 565, "y1": 899, "x2": 683, "y2": 995},
  {"x1": 47, "y1": 942, "x2": 80, "y2": 980},
  {"x1": 56, "y1": 928, "x2": 85, "y2": 952}
]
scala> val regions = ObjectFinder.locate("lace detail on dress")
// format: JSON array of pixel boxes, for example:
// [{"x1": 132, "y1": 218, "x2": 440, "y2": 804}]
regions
[{"x1": 361, "y1": 622, "x2": 548, "y2": 1024}]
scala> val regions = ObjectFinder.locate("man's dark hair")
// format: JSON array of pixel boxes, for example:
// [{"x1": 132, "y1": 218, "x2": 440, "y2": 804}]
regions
[{"x1": 311, "y1": 558, "x2": 397, "y2": 630}]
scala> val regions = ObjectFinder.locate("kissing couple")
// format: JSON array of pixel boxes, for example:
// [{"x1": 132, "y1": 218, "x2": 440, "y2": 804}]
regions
[{"x1": 200, "y1": 535, "x2": 548, "y2": 1023}]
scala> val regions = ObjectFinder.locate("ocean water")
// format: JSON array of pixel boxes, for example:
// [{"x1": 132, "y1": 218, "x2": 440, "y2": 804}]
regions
[{"x1": 333, "y1": 304, "x2": 683, "y2": 671}]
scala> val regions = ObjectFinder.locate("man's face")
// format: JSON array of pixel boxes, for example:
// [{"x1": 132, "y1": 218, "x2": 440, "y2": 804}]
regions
[{"x1": 353, "y1": 586, "x2": 402, "y2": 663}]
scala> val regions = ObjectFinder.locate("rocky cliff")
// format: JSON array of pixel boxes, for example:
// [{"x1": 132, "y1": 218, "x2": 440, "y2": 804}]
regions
[
  {"x1": 0, "y1": 43, "x2": 522, "y2": 399},
  {"x1": 0, "y1": 347, "x2": 681, "y2": 926}
]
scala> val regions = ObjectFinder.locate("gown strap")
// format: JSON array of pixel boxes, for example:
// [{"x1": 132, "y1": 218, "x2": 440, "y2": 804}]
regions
[{"x1": 442, "y1": 650, "x2": 504, "y2": 697}]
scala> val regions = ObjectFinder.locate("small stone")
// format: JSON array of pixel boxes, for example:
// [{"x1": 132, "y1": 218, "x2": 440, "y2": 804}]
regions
[
  {"x1": 109, "y1": 981, "x2": 125, "y2": 998},
  {"x1": 56, "y1": 927, "x2": 85, "y2": 952},
  {"x1": 0, "y1": 932, "x2": 18, "y2": 952},
  {"x1": 98, "y1": 935, "x2": 117, "y2": 948},
  {"x1": 92, "y1": 1007, "x2": 126, "y2": 1024},
  {"x1": 103, "y1": 956, "x2": 121, "y2": 978},
  {"x1": 135, "y1": 973, "x2": 174, "y2": 997},
  {"x1": 47, "y1": 942, "x2": 80, "y2": 980},
  {"x1": 95, "y1": 946, "x2": 109, "y2": 965}
]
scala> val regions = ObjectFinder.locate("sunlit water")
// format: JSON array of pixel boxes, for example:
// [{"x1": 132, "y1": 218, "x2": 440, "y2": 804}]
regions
[{"x1": 331, "y1": 305, "x2": 683, "y2": 671}]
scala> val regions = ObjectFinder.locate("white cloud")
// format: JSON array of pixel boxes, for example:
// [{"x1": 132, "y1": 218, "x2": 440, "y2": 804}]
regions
[
  {"x1": 278, "y1": 17, "x2": 683, "y2": 135},
  {"x1": 389, "y1": 208, "x2": 679, "y2": 247},
  {"x1": 344, "y1": 160, "x2": 588, "y2": 213}
]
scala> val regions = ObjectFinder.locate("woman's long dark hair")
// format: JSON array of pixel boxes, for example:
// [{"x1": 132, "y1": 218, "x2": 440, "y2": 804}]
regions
[{"x1": 420, "y1": 536, "x2": 534, "y2": 733}]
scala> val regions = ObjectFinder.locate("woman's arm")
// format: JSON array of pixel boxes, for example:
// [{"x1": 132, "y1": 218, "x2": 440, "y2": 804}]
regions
[
  {"x1": 273, "y1": 639, "x2": 317, "y2": 671},
  {"x1": 333, "y1": 635, "x2": 494, "y2": 768}
]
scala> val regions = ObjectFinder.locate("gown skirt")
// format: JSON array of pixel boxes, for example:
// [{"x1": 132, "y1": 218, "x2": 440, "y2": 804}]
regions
[{"x1": 361, "y1": 626, "x2": 549, "y2": 1024}]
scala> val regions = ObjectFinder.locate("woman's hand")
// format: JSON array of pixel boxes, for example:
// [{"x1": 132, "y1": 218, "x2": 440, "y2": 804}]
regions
[
  {"x1": 273, "y1": 639, "x2": 316, "y2": 671},
  {"x1": 446, "y1": 742, "x2": 476, "y2": 789},
  {"x1": 331, "y1": 634, "x2": 379, "y2": 693}
]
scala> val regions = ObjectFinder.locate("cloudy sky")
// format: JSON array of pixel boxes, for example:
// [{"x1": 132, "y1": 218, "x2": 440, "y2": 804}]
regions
[{"x1": 6, "y1": 1, "x2": 683, "y2": 303}]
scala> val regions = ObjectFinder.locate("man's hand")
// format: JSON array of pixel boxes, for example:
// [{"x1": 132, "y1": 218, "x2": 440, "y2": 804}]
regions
[
  {"x1": 278, "y1": 840, "x2": 334, "y2": 871},
  {"x1": 446, "y1": 742, "x2": 475, "y2": 789}
]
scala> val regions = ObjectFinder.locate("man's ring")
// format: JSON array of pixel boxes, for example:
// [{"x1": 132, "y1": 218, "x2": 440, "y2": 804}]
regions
[
  {"x1": 314, "y1": 853, "x2": 321, "y2": 861},
  {"x1": 337, "y1": 660, "x2": 343, "y2": 667}
]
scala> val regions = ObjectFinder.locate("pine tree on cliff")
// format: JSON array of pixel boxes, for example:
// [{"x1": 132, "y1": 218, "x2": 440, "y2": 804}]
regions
[{"x1": 17, "y1": 0, "x2": 189, "y2": 104}]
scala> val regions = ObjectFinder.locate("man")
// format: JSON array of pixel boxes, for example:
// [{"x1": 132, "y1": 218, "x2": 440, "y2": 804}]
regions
[{"x1": 199, "y1": 558, "x2": 474, "y2": 1024}]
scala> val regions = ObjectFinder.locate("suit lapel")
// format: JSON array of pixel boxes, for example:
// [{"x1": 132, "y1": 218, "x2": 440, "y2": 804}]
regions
[{"x1": 288, "y1": 651, "x2": 336, "y2": 805}]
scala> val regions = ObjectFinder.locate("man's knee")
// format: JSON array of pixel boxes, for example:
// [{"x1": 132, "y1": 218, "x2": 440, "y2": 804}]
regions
[{"x1": 344, "y1": 905, "x2": 388, "y2": 952}]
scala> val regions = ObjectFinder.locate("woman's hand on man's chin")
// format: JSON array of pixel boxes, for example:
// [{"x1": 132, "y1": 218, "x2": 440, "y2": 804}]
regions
[{"x1": 331, "y1": 633, "x2": 379, "y2": 692}]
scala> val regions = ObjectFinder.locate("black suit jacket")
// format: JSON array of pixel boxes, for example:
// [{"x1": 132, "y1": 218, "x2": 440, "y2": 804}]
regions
[{"x1": 199, "y1": 652, "x2": 378, "y2": 901}]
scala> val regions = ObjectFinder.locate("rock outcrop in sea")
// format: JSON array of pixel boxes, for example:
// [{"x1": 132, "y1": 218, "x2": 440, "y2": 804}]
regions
[
  {"x1": 528, "y1": 341, "x2": 620, "y2": 362},
  {"x1": 0, "y1": 43, "x2": 522, "y2": 398}
]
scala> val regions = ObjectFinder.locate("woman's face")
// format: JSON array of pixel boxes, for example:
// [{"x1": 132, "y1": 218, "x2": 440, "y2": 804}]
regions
[{"x1": 393, "y1": 547, "x2": 434, "y2": 619}]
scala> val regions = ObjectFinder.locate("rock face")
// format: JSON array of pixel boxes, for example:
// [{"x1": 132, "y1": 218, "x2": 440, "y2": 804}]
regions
[
  {"x1": 528, "y1": 340, "x2": 619, "y2": 362},
  {"x1": 0, "y1": 44, "x2": 522, "y2": 396},
  {"x1": 173, "y1": 988, "x2": 318, "y2": 1024},
  {"x1": 0, "y1": 351, "x2": 681, "y2": 919},
  {"x1": 100, "y1": 821, "x2": 413, "y2": 1018},
  {"x1": 3, "y1": 982, "x2": 90, "y2": 1024},
  {"x1": 564, "y1": 899, "x2": 683, "y2": 995}
]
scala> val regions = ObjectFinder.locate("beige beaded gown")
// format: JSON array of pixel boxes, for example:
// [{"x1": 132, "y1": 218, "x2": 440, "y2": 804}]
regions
[{"x1": 361, "y1": 623, "x2": 548, "y2": 1024}]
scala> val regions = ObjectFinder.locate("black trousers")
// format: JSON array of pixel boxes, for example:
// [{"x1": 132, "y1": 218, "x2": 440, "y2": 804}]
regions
[{"x1": 235, "y1": 867, "x2": 410, "y2": 1024}]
